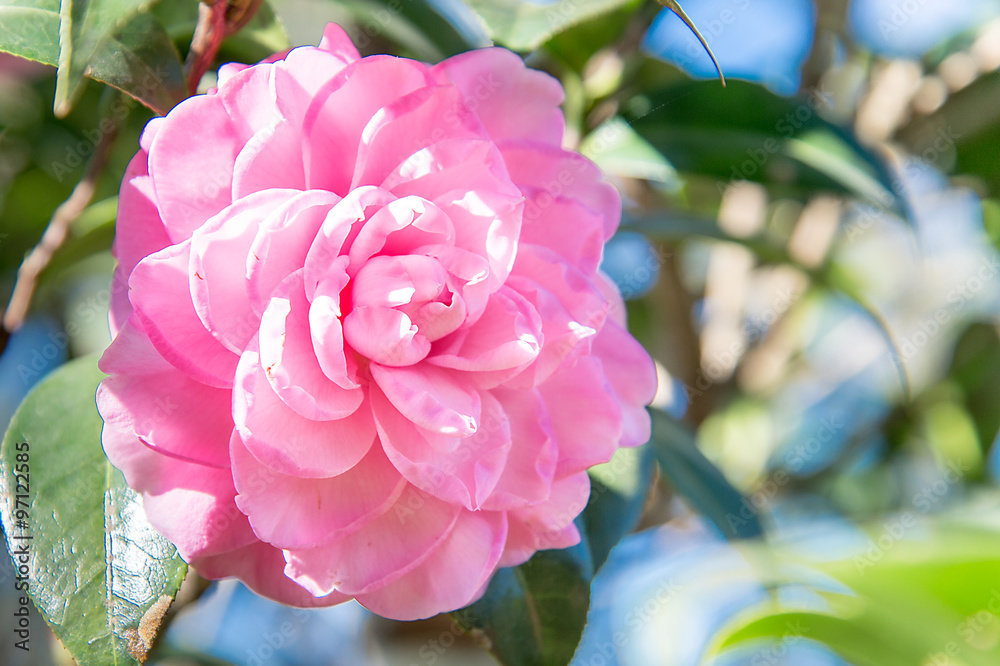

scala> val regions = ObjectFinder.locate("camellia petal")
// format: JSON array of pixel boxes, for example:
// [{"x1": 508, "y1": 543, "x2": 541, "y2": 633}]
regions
[{"x1": 98, "y1": 24, "x2": 657, "y2": 622}]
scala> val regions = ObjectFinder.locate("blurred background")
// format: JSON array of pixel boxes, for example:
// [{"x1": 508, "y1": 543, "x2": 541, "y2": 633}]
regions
[{"x1": 4, "y1": 0, "x2": 1000, "y2": 663}]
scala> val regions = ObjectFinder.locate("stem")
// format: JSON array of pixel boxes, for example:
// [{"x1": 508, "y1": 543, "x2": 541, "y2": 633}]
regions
[
  {"x1": 184, "y1": 1, "x2": 229, "y2": 95},
  {"x1": 183, "y1": 0, "x2": 264, "y2": 95},
  {"x1": 0, "y1": 117, "x2": 120, "y2": 352}
]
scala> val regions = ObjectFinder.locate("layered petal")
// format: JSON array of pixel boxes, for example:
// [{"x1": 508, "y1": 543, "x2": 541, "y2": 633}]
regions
[
  {"x1": 233, "y1": 338, "x2": 375, "y2": 477},
  {"x1": 356, "y1": 510, "x2": 508, "y2": 621}
]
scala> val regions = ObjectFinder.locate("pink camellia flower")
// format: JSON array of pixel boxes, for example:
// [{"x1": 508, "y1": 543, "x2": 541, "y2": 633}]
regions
[{"x1": 97, "y1": 24, "x2": 656, "y2": 620}]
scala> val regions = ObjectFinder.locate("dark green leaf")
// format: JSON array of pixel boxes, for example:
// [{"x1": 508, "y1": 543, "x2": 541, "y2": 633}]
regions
[
  {"x1": 371, "y1": 0, "x2": 483, "y2": 57},
  {"x1": 453, "y1": 543, "x2": 593, "y2": 666},
  {"x1": 0, "y1": 2, "x2": 185, "y2": 115},
  {"x1": 56, "y1": 0, "x2": 159, "y2": 115},
  {"x1": 624, "y1": 79, "x2": 899, "y2": 209},
  {"x1": 0, "y1": 356, "x2": 187, "y2": 665},
  {"x1": 461, "y1": 0, "x2": 633, "y2": 51},
  {"x1": 583, "y1": 443, "x2": 655, "y2": 570},
  {"x1": 648, "y1": 407, "x2": 764, "y2": 539}
]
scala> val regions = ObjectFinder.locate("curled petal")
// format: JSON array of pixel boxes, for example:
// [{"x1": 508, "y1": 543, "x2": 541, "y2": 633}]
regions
[
  {"x1": 282, "y1": 488, "x2": 460, "y2": 596},
  {"x1": 233, "y1": 339, "x2": 375, "y2": 478},
  {"x1": 230, "y1": 431, "x2": 406, "y2": 549},
  {"x1": 356, "y1": 510, "x2": 508, "y2": 621}
]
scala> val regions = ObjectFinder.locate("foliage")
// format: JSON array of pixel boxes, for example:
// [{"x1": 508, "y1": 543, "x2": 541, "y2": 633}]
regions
[{"x1": 1, "y1": 0, "x2": 1000, "y2": 664}]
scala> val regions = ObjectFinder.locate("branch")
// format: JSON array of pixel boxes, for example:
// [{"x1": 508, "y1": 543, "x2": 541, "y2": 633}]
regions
[
  {"x1": 0, "y1": 119, "x2": 120, "y2": 352},
  {"x1": 184, "y1": 0, "x2": 265, "y2": 95}
]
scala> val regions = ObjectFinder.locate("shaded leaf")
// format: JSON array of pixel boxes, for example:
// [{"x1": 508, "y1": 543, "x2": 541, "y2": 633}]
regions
[
  {"x1": 0, "y1": 356, "x2": 187, "y2": 665},
  {"x1": 624, "y1": 79, "x2": 899, "y2": 209},
  {"x1": 453, "y1": 543, "x2": 593, "y2": 666},
  {"x1": 649, "y1": 407, "x2": 764, "y2": 539},
  {"x1": 461, "y1": 0, "x2": 633, "y2": 51},
  {"x1": 0, "y1": 1, "x2": 185, "y2": 115},
  {"x1": 583, "y1": 443, "x2": 656, "y2": 570},
  {"x1": 581, "y1": 116, "x2": 681, "y2": 186},
  {"x1": 372, "y1": 0, "x2": 483, "y2": 57},
  {"x1": 56, "y1": 0, "x2": 158, "y2": 115}
]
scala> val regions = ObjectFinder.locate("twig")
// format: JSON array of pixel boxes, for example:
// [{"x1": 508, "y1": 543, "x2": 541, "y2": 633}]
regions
[
  {"x1": 184, "y1": 1, "x2": 229, "y2": 95},
  {"x1": 0, "y1": 120, "x2": 120, "y2": 353},
  {"x1": 183, "y1": 0, "x2": 264, "y2": 95}
]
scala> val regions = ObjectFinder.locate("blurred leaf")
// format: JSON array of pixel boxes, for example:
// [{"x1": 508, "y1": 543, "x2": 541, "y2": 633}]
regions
[
  {"x1": 461, "y1": 0, "x2": 633, "y2": 51},
  {"x1": 947, "y1": 323, "x2": 1000, "y2": 456},
  {"x1": 899, "y1": 70, "x2": 1000, "y2": 197},
  {"x1": 0, "y1": 2, "x2": 185, "y2": 115},
  {"x1": 0, "y1": 356, "x2": 188, "y2": 665},
  {"x1": 624, "y1": 80, "x2": 900, "y2": 209},
  {"x1": 582, "y1": 116, "x2": 681, "y2": 186},
  {"x1": 372, "y1": 0, "x2": 481, "y2": 57},
  {"x1": 709, "y1": 526, "x2": 1000, "y2": 666},
  {"x1": 649, "y1": 408, "x2": 764, "y2": 539},
  {"x1": 55, "y1": 0, "x2": 157, "y2": 116},
  {"x1": 453, "y1": 543, "x2": 593, "y2": 666},
  {"x1": 583, "y1": 443, "x2": 656, "y2": 570}
]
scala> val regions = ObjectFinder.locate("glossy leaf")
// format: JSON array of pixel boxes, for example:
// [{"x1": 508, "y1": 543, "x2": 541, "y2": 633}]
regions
[
  {"x1": 461, "y1": 0, "x2": 633, "y2": 51},
  {"x1": 648, "y1": 407, "x2": 764, "y2": 540},
  {"x1": 0, "y1": 356, "x2": 187, "y2": 665},
  {"x1": 583, "y1": 443, "x2": 656, "y2": 570},
  {"x1": 0, "y1": 1, "x2": 185, "y2": 116},
  {"x1": 453, "y1": 542, "x2": 593, "y2": 666},
  {"x1": 624, "y1": 79, "x2": 899, "y2": 210}
]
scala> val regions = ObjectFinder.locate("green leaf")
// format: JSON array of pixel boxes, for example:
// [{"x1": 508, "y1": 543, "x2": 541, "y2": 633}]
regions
[
  {"x1": 0, "y1": 1, "x2": 185, "y2": 116},
  {"x1": 624, "y1": 80, "x2": 900, "y2": 209},
  {"x1": 372, "y1": 0, "x2": 483, "y2": 57},
  {"x1": 55, "y1": 0, "x2": 159, "y2": 115},
  {"x1": 581, "y1": 116, "x2": 681, "y2": 187},
  {"x1": 0, "y1": 356, "x2": 188, "y2": 665},
  {"x1": 461, "y1": 0, "x2": 633, "y2": 51},
  {"x1": 708, "y1": 525, "x2": 1000, "y2": 666},
  {"x1": 453, "y1": 543, "x2": 593, "y2": 666},
  {"x1": 648, "y1": 408, "x2": 764, "y2": 539},
  {"x1": 583, "y1": 443, "x2": 656, "y2": 570}
]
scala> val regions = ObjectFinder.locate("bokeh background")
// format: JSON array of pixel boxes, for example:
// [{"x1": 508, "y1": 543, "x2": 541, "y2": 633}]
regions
[{"x1": 4, "y1": 0, "x2": 1000, "y2": 663}]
